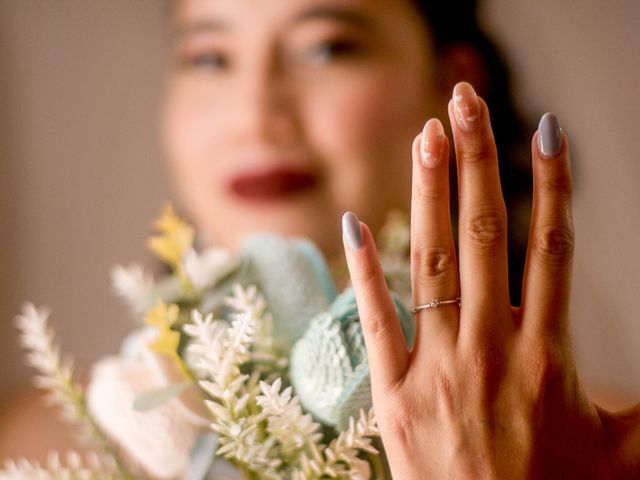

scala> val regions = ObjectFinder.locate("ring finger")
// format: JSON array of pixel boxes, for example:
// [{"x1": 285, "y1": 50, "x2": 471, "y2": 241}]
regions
[{"x1": 411, "y1": 118, "x2": 459, "y2": 357}]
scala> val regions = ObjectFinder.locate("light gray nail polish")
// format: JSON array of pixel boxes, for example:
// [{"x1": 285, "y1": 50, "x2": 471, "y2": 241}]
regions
[
  {"x1": 538, "y1": 112, "x2": 562, "y2": 158},
  {"x1": 342, "y1": 211, "x2": 363, "y2": 250}
]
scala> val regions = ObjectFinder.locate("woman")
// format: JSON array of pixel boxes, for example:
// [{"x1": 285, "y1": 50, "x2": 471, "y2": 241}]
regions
[
  {"x1": 2, "y1": 0, "x2": 638, "y2": 477},
  {"x1": 159, "y1": 0, "x2": 640, "y2": 476},
  {"x1": 162, "y1": 0, "x2": 532, "y2": 302}
]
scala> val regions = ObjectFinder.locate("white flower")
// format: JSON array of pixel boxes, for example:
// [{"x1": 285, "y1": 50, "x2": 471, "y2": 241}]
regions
[
  {"x1": 256, "y1": 378, "x2": 322, "y2": 456},
  {"x1": 183, "y1": 310, "x2": 230, "y2": 379},
  {"x1": 110, "y1": 263, "x2": 154, "y2": 308},
  {"x1": 185, "y1": 308, "x2": 257, "y2": 389},
  {"x1": 0, "y1": 451, "x2": 116, "y2": 479},
  {"x1": 224, "y1": 285, "x2": 286, "y2": 371},
  {"x1": 86, "y1": 356, "x2": 205, "y2": 480},
  {"x1": 182, "y1": 247, "x2": 238, "y2": 292}
]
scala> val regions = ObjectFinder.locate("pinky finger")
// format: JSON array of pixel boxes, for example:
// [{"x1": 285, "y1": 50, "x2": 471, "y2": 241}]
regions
[
  {"x1": 342, "y1": 212, "x2": 409, "y2": 389},
  {"x1": 521, "y1": 113, "x2": 574, "y2": 338}
]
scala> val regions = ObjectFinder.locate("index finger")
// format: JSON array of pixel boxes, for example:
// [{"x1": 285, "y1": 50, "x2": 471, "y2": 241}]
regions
[{"x1": 342, "y1": 212, "x2": 409, "y2": 389}]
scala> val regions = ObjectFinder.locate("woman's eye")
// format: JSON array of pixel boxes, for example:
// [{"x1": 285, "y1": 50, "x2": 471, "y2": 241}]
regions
[
  {"x1": 305, "y1": 39, "x2": 363, "y2": 65},
  {"x1": 180, "y1": 51, "x2": 229, "y2": 72}
]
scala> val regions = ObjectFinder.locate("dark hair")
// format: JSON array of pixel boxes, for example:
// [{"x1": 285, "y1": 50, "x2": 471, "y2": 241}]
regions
[{"x1": 414, "y1": 0, "x2": 532, "y2": 305}]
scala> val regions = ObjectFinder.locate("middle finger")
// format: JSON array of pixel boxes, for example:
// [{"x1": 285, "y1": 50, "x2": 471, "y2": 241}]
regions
[{"x1": 448, "y1": 82, "x2": 512, "y2": 341}]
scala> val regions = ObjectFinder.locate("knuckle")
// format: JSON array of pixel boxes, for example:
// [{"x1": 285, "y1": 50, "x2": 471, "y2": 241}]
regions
[
  {"x1": 388, "y1": 400, "x2": 415, "y2": 432},
  {"x1": 463, "y1": 344, "x2": 502, "y2": 392},
  {"x1": 380, "y1": 388, "x2": 420, "y2": 444},
  {"x1": 414, "y1": 181, "x2": 444, "y2": 202},
  {"x1": 460, "y1": 140, "x2": 496, "y2": 166},
  {"x1": 412, "y1": 245, "x2": 455, "y2": 284},
  {"x1": 522, "y1": 340, "x2": 564, "y2": 400},
  {"x1": 539, "y1": 176, "x2": 573, "y2": 199},
  {"x1": 385, "y1": 409, "x2": 416, "y2": 449},
  {"x1": 431, "y1": 365, "x2": 456, "y2": 415},
  {"x1": 533, "y1": 224, "x2": 575, "y2": 266},
  {"x1": 469, "y1": 349, "x2": 493, "y2": 378},
  {"x1": 350, "y1": 263, "x2": 382, "y2": 285},
  {"x1": 361, "y1": 310, "x2": 394, "y2": 344},
  {"x1": 462, "y1": 207, "x2": 507, "y2": 251}
]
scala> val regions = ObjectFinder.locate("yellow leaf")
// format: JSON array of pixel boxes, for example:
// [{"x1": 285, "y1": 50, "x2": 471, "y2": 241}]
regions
[
  {"x1": 144, "y1": 300, "x2": 179, "y2": 328},
  {"x1": 149, "y1": 327, "x2": 181, "y2": 356},
  {"x1": 147, "y1": 204, "x2": 194, "y2": 268},
  {"x1": 144, "y1": 301, "x2": 192, "y2": 380}
]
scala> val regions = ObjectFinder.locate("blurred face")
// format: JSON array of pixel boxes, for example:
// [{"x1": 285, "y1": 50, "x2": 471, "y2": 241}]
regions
[{"x1": 163, "y1": 0, "x2": 441, "y2": 261}]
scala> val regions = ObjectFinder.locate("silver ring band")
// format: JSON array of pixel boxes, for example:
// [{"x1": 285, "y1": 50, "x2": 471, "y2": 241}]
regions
[{"x1": 412, "y1": 297, "x2": 460, "y2": 314}]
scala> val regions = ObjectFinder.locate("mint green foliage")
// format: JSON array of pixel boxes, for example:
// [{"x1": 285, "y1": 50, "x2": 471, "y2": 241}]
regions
[
  {"x1": 241, "y1": 235, "x2": 414, "y2": 430},
  {"x1": 290, "y1": 288, "x2": 414, "y2": 430}
]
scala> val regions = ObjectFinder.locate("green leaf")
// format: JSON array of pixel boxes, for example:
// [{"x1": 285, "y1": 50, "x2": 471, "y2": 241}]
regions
[{"x1": 133, "y1": 382, "x2": 190, "y2": 411}]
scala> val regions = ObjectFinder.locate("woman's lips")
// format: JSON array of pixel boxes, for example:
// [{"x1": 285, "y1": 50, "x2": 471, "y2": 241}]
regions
[{"x1": 229, "y1": 168, "x2": 318, "y2": 200}]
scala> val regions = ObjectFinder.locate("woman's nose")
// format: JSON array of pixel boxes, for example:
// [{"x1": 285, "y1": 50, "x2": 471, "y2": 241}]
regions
[{"x1": 229, "y1": 60, "x2": 299, "y2": 147}]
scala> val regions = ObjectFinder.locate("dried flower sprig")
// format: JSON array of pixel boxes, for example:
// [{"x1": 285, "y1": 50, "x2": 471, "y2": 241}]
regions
[
  {"x1": 184, "y1": 286, "x2": 282, "y2": 476},
  {"x1": 256, "y1": 378, "x2": 323, "y2": 463},
  {"x1": 224, "y1": 285, "x2": 288, "y2": 376},
  {"x1": 292, "y1": 408, "x2": 380, "y2": 480},
  {"x1": 110, "y1": 263, "x2": 154, "y2": 314},
  {"x1": 4, "y1": 205, "x2": 393, "y2": 479},
  {"x1": 11, "y1": 304, "x2": 134, "y2": 480},
  {"x1": 184, "y1": 285, "x2": 381, "y2": 479},
  {"x1": 0, "y1": 451, "x2": 118, "y2": 480},
  {"x1": 15, "y1": 304, "x2": 82, "y2": 422}
]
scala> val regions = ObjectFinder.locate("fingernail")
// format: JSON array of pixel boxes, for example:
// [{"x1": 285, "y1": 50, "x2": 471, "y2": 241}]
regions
[
  {"x1": 452, "y1": 82, "x2": 480, "y2": 132},
  {"x1": 342, "y1": 211, "x2": 363, "y2": 251},
  {"x1": 538, "y1": 112, "x2": 562, "y2": 158},
  {"x1": 420, "y1": 118, "x2": 446, "y2": 167}
]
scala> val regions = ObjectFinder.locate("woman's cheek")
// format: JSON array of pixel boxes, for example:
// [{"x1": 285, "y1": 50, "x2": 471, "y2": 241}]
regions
[
  {"x1": 304, "y1": 73, "x2": 423, "y2": 208},
  {"x1": 162, "y1": 85, "x2": 223, "y2": 223},
  {"x1": 165, "y1": 85, "x2": 210, "y2": 162}
]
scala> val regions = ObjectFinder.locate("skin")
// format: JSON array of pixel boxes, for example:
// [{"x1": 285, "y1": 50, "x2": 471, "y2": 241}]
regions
[
  {"x1": 2, "y1": 1, "x2": 639, "y2": 475},
  {"x1": 343, "y1": 82, "x2": 640, "y2": 479},
  {"x1": 162, "y1": 0, "x2": 442, "y2": 262}
]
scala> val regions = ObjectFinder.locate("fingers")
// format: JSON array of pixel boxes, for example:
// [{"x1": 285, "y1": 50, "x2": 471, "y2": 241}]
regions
[
  {"x1": 448, "y1": 82, "x2": 512, "y2": 339},
  {"x1": 410, "y1": 119, "x2": 459, "y2": 350},
  {"x1": 522, "y1": 113, "x2": 574, "y2": 337},
  {"x1": 342, "y1": 212, "x2": 409, "y2": 389}
]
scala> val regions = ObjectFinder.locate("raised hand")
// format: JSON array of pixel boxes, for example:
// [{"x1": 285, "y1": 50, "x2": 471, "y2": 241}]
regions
[{"x1": 341, "y1": 82, "x2": 640, "y2": 479}]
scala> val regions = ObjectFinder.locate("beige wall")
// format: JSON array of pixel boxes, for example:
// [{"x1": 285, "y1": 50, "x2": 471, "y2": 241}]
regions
[
  {"x1": 1, "y1": 1, "x2": 638, "y2": 402},
  {"x1": 482, "y1": 0, "x2": 640, "y2": 399},
  {"x1": 0, "y1": 0, "x2": 170, "y2": 395}
]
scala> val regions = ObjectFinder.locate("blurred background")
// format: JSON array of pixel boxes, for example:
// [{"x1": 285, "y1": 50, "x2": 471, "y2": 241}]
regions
[{"x1": 0, "y1": 0, "x2": 638, "y2": 410}]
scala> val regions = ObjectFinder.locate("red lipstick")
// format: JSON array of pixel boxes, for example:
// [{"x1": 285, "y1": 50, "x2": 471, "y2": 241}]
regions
[{"x1": 229, "y1": 168, "x2": 317, "y2": 200}]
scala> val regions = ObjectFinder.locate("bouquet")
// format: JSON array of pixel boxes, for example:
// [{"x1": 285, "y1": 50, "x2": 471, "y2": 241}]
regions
[{"x1": 1, "y1": 206, "x2": 413, "y2": 480}]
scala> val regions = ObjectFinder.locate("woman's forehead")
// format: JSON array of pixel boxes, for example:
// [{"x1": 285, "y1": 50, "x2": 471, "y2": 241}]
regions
[{"x1": 172, "y1": 0, "x2": 418, "y2": 34}]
